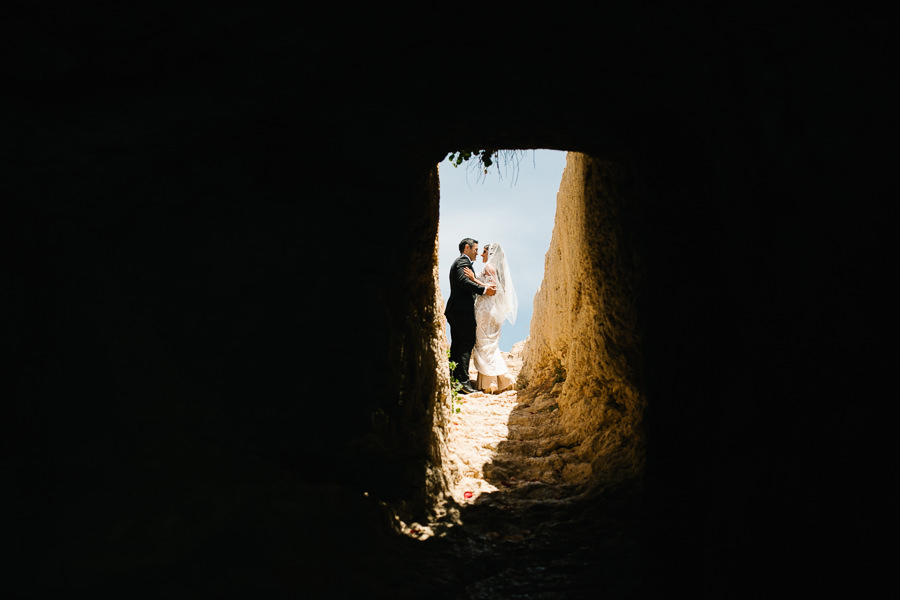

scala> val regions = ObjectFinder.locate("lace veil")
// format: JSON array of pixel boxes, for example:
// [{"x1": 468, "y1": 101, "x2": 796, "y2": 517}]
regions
[{"x1": 484, "y1": 242, "x2": 518, "y2": 326}]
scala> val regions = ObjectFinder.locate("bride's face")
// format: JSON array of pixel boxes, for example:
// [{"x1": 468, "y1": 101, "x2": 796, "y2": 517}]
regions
[{"x1": 481, "y1": 247, "x2": 489, "y2": 262}]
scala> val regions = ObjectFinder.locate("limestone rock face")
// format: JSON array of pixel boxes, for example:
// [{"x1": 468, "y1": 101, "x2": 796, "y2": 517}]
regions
[
  {"x1": 520, "y1": 153, "x2": 644, "y2": 486},
  {"x1": 429, "y1": 222, "x2": 455, "y2": 502}
]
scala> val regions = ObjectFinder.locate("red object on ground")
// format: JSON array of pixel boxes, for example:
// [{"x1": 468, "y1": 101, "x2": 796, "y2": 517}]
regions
[{"x1": 464, "y1": 491, "x2": 473, "y2": 499}]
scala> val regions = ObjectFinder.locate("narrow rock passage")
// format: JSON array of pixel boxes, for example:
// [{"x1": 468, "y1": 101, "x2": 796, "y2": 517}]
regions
[{"x1": 390, "y1": 342, "x2": 644, "y2": 599}]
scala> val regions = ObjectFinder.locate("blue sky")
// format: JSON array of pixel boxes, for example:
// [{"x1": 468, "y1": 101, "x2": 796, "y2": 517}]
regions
[{"x1": 438, "y1": 149, "x2": 567, "y2": 352}]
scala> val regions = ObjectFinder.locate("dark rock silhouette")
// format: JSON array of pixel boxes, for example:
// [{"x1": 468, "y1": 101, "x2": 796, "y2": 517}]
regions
[{"x1": 5, "y1": 6, "x2": 889, "y2": 597}]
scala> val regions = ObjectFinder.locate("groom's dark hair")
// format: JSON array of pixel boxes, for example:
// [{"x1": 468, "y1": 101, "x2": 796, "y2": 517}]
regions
[{"x1": 459, "y1": 237, "x2": 478, "y2": 253}]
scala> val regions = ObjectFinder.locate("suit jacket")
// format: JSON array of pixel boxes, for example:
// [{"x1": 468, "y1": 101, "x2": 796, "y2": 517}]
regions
[{"x1": 445, "y1": 255, "x2": 486, "y2": 316}]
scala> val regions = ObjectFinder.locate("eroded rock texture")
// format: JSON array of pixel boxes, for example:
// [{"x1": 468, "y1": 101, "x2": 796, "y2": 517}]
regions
[{"x1": 519, "y1": 153, "x2": 644, "y2": 487}]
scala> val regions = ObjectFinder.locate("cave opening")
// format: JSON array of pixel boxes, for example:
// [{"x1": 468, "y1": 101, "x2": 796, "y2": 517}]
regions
[{"x1": 399, "y1": 150, "x2": 646, "y2": 569}]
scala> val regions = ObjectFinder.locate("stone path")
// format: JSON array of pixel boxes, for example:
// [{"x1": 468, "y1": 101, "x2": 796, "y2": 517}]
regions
[
  {"x1": 445, "y1": 386, "x2": 521, "y2": 505},
  {"x1": 439, "y1": 342, "x2": 573, "y2": 508},
  {"x1": 439, "y1": 342, "x2": 588, "y2": 513},
  {"x1": 388, "y1": 343, "x2": 644, "y2": 598}
]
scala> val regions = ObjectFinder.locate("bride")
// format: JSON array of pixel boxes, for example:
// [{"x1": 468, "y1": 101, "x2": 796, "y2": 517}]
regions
[{"x1": 464, "y1": 243, "x2": 518, "y2": 393}]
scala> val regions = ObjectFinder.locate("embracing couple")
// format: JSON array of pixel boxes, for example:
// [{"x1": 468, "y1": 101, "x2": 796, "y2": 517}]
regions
[{"x1": 444, "y1": 237, "x2": 518, "y2": 395}]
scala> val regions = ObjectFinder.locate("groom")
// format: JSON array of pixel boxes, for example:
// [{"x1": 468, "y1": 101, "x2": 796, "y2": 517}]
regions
[{"x1": 445, "y1": 237, "x2": 495, "y2": 394}]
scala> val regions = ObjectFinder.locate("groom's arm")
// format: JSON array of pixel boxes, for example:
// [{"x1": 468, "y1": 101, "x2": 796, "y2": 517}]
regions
[
  {"x1": 454, "y1": 260, "x2": 486, "y2": 295},
  {"x1": 454, "y1": 260, "x2": 496, "y2": 296},
  {"x1": 463, "y1": 267, "x2": 488, "y2": 286}
]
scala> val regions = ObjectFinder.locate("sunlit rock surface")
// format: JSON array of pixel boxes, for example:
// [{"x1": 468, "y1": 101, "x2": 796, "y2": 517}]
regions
[{"x1": 520, "y1": 153, "x2": 645, "y2": 486}]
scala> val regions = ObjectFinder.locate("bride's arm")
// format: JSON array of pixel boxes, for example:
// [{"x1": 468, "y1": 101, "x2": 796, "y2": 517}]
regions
[{"x1": 481, "y1": 265, "x2": 500, "y2": 292}]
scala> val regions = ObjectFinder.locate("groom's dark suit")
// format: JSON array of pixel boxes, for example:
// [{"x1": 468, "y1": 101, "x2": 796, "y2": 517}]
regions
[{"x1": 445, "y1": 254, "x2": 488, "y2": 384}]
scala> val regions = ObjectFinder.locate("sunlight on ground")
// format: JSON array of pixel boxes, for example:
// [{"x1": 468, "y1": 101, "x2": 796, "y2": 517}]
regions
[
  {"x1": 397, "y1": 388, "x2": 520, "y2": 541},
  {"x1": 397, "y1": 348, "x2": 525, "y2": 540},
  {"x1": 446, "y1": 388, "x2": 519, "y2": 504}
]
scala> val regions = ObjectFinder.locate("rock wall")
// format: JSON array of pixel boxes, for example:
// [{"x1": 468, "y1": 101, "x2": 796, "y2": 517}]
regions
[
  {"x1": 425, "y1": 198, "x2": 457, "y2": 509},
  {"x1": 519, "y1": 153, "x2": 644, "y2": 486},
  {"x1": 360, "y1": 164, "x2": 451, "y2": 518}
]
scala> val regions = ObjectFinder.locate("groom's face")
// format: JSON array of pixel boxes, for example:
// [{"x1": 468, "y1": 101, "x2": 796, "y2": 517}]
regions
[{"x1": 463, "y1": 243, "x2": 478, "y2": 261}]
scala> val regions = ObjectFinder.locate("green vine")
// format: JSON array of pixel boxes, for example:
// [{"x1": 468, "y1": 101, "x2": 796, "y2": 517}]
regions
[
  {"x1": 446, "y1": 149, "x2": 497, "y2": 174},
  {"x1": 447, "y1": 350, "x2": 463, "y2": 413},
  {"x1": 444, "y1": 149, "x2": 532, "y2": 184}
]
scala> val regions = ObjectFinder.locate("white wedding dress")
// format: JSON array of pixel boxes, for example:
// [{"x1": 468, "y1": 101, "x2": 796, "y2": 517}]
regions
[{"x1": 472, "y1": 244, "x2": 518, "y2": 393}]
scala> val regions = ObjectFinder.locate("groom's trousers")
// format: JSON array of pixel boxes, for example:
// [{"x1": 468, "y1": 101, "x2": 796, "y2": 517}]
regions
[{"x1": 446, "y1": 310, "x2": 476, "y2": 384}]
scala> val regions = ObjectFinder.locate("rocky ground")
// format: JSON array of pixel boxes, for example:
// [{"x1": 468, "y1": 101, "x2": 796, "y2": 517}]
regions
[
  {"x1": 384, "y1": 341, "x2": 645, "y2": 599},
  {"x1": 441, "y1": 341, "x2": 527, "y2": 507}
]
